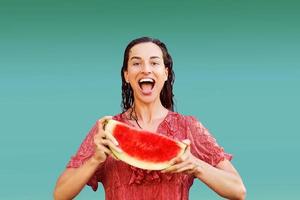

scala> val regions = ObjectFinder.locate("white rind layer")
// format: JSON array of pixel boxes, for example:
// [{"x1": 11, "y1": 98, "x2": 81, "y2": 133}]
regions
[{"x1": 104, "y1": 119, "x2": 187, "y2": 170}]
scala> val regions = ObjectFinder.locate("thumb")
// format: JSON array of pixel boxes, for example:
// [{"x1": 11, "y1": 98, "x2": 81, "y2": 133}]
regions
[{"x1": 182, "y1": 139, "x2": 191, "y2": 146}]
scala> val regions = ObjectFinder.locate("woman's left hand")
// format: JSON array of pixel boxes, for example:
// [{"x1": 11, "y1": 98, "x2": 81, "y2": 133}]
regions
[{"x1": 161, "y1": 139, "x2": 200, "y2": 176}]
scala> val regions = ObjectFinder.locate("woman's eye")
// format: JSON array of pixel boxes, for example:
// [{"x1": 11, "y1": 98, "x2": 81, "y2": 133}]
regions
[
  {"x1": 151, "y1": 62, "x2": 159, "y2": 66},
  {"x1": 133, "y1": 62, "x2": 140, "y2": 66}
]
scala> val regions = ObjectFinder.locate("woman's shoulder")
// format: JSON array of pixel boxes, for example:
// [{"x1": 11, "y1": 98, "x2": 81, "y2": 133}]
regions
[
  {"x1": 109, "y1": 111, "x2": 129, "y2": 121},
  {"x1": 112, "y1": 112, "x2": 124, "y2": 121},
  {"x1": 167, "y1": 111, "x2": 198, "y2": 123},
  {"x1": 161, "y1": 111, "x2": 201, "y2": 132}
]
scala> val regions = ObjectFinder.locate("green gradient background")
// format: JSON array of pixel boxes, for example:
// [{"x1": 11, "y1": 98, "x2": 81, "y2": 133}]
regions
[{"x1": 1, "y1": 0, "x2": 299, "y2": 199}]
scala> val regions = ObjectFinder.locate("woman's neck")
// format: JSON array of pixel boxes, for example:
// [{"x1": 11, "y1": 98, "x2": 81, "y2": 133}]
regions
[{"x1": 132, "y1": 101, "x2": 168, "y2": 124}]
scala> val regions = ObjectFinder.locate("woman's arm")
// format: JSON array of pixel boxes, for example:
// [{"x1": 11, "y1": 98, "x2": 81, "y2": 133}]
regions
[
  {"x1": 53, "y1": 116, "x2": 121, "y2": 200},
  {"x1": 195, "y1": 158, "x2": 246, "y2": 200},
  {"x1": 162, "y1": 140, "x2": 246, "y2": 200},
  {"x1": 53, "y1": 157, "x2": 103, "y2": 200}
]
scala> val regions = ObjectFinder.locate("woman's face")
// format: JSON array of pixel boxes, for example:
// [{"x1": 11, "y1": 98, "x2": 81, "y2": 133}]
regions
[{"x1": 124, "y1": 42, "x2": 168, "y2": 105}]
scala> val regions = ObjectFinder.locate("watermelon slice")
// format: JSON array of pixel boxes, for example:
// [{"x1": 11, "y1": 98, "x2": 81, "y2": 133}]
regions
[{"x1": 103, "y1": 119, "x2": 187, "y2": 170}]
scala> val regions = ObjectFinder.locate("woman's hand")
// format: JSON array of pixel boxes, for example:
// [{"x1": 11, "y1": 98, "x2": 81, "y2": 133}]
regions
[
  {"x1": 161, "y1": 139, "x2": 200, "y2": 176},
  {"x1": 92, "y1": 116, "x2": 122, "y2": 164},
  {"x1": 162, "y1": 139, "x2": 246, "y2": 199}
]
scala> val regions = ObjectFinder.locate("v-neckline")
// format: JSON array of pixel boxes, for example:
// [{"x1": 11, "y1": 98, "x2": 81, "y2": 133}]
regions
[{"x1": 122, "y1": 110, "x2": 171, "y2": 133}]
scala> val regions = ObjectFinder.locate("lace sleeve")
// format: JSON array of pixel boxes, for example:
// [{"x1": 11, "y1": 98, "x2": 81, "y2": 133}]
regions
[
  {"x1": 66, "y1": 121, "x2": 103, "y2": 191},
  {"x1": 186, "y1": 116, "x2": 232, "y2": 167}
]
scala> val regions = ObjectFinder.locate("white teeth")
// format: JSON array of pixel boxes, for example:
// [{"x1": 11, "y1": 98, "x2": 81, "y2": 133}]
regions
[{"x1": 139, "y1": 78, "x2": 154, "y2": 83}]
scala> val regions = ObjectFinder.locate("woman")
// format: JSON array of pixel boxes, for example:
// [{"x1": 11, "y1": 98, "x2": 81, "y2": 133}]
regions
[{"x1": 54, "y1": 37, "x2": 246, "y2": 200}]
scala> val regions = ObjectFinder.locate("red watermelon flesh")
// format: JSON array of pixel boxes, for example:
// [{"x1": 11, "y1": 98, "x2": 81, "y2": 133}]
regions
[{"x1": 104, "y1": 119, "x2": 187, "y2": 170}]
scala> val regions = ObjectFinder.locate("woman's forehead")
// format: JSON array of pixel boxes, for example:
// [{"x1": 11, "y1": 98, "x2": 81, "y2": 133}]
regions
[{"x1": 129, "y1": 42, "x2": 163, "y2": 59}]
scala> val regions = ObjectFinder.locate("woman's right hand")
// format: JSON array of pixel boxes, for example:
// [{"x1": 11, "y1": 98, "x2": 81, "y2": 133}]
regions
[
  {"x1": 53, "y1": 116, "x2": 122, "y2": 200},
  {"x1": 92, "y1": 116, "x2": 122, "y2": 164}
]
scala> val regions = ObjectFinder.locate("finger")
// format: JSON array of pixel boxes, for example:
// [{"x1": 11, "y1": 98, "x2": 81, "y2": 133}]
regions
[
  {"x1": 161, "y1": 164, "x2": 181, "y2": 173},
  {"x1": 102, "y1": 138, "x2": 123, "y2": 153},
  {"x1": 168, "y1": 153, "x2": 187, "y2": 166},
  {"x1": 174, "y1": 164, "x2": 196, "y2": 173},
  {"x1": 96, "y1": 116, "x2": 119, "y2": 146},
  {"x1": 94, "y1": 134, "x2": 122, "y2": 154},
  {"x1": 182, "y1": 139, "x2": 191, "y2": 146},
  {"x1": 95, "y1": 143, "x2": 119, "y2": 161},
  {"x1": 96, "y1": 143, "x2": 112, "y2": 155},
  {"x1": 170, "y1": 142, "x2": 192, "y2": 165},
  {"x1": 98, "y1": 116, "x2": 113, "y2": 123},
  {"x1": 94, "y1": 136, "x2": 102, "y2": 146},
  {"x1": 94, "y1": 136, "x2": 110, "y2": 152},
  {"x1": 97, "y1": 116, "x2": 113, "y2": 130},
  {"x1": 162, "y1": 162, "x2": 189, "y2": 173},
  {"x1": 169, "y1": 154, "x2": 185, "y2": 165},
  {"x1": 182, "y1": 139, "x2": 191, "y2": 152},
  {"x1": 161, "y1": 167, "x2": 170, "y2": 173},
  {"x1": 180, "y1": 151, "x2": 189, "y2": 161},
  {"x1": 94, "y1": 133, "x2": 104, "y2": 141},
  {"x1": 104, "y1": 131, "x2": 119, "y2": 146}
]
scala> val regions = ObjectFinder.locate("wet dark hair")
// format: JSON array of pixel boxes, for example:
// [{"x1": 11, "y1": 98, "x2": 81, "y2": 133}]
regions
[{"x1": 121, "y1": 36, "x2": 175, "y2": 112}]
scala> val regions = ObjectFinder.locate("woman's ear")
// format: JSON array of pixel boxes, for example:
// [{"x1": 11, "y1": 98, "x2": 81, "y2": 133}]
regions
[
  {"x1": 124, "y1": 70, "x2": 129, "y2": 83},
  {"x1": 164, "y1": 67, "x2": 169, "y2": 81}
]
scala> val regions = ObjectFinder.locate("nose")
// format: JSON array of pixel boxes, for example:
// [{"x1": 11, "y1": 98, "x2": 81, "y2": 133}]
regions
[{"x1": 141, "y1": 62, "x2": 152, "y2": 74}]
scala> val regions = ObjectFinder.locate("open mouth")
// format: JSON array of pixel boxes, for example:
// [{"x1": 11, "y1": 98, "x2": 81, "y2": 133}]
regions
[{"x1": 138, "y1": 78, "x2": 155, "y2": 93}]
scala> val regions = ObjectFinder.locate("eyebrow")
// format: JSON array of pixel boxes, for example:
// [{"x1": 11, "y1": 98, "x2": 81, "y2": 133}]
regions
[
  {"x1": 150, "y1": 56, "x2": 161, "y2": 60},
  {"x1": 130, "y1": 56, "x2": 142, "y2": 60},
  {"x1": 130, "y1": 56, "x2": 161, "y2": 60}
]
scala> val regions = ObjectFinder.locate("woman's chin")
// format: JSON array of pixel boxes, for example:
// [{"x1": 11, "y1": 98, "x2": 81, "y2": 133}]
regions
[{"x1": 134, "y1": 92, "x2": 160, "y2": 104}]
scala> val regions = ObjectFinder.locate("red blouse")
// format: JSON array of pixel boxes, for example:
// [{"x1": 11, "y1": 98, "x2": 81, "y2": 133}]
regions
[{"x1": 67, "y1": 111, "x2": 232, "y2": 200}]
